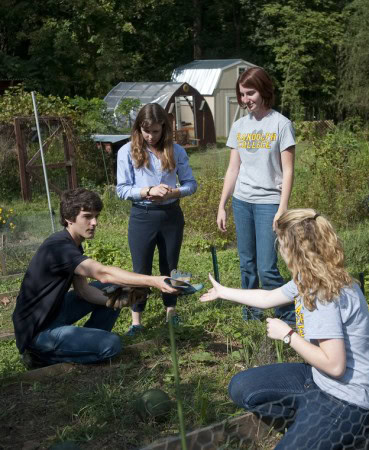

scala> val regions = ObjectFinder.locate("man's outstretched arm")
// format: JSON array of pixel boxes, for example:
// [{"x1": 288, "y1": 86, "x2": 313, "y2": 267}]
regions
[{"x1": 74, "y1": 258, "x2": 177, "y2": 293}]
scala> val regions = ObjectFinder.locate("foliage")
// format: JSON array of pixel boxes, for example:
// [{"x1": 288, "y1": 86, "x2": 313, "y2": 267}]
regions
[
  {"x1": 259, "y1": 0, "x2": 345, "y2": 120},
  {"x1": 0, "y1": 0, "x2": 193, "y2": 98},
  {"x1": 0, "y1": 85, "x2": 118, "y2": 135},
  {"x1": 0, "y1": 86, "x2": 74, "y2": 123},
  {"x1": 0, "y1": 87, "x2": 122, "y2": 199},
  {"x1": 115, "y1": 98, "x2": 142, "y2": 132},
  {"x1": 0, "y1": 206, "x2": 16, "y2": 232},
  {"x1": 290, "y1": 127, "x2": 369, "y2": 228},
  {"x1": 0, "y1": 123, "x2": 19, "y2": 201},
  {"x1": 338, "y1": 0, "x2": 369, "y2": 119},
  {"x1": 293, "y1": 120, "x2": 335, "y2": 143},
  {"x1": 83, "y1": 235, "x2": 132, "y2": 270},
  {"x1": 340, "y1": 222, "x2": 369, "y2": 275},
  {"x1": 181, "y1": 174, "x2": 236, "y2": 250},
  {"x1": 0, "y1": 0, "x2": 352, "y2": 121},
  {"x1": 68, "y1": 96, "x2": 117, "y2": 135}
]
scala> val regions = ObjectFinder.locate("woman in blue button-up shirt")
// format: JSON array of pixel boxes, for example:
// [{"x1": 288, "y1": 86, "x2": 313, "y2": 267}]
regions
[{"x1": 117, "y1": 103, "x2": 197, "y2": 335}]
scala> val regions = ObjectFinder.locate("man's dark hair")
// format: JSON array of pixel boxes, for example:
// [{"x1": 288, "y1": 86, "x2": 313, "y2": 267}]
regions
[{"x1": 60, "y1": 188, "x2": 103, "y2": 227}]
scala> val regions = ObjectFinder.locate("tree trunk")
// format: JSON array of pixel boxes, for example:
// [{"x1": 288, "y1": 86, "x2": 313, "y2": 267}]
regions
[
  {"x1": 0, "y1": 233, "x2": 7, "y2": 275},
  {"x1": 193, "y1": 0, "x2": 202, "y2": 59}
]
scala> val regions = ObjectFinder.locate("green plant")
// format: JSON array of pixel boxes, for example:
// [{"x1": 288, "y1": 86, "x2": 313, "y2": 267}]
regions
[
  {"x1": 0, "y1": 206, "x2": 16, "y2": 232},
  {"x1": 115, "y1": 98, "x2": 141, "y2": 132},
  {"x1": 181, "y1": 174, "x2": 236, "y2": 250},
  {"x1": 274, "y1": 340, "x2": 285, "y2": 363},
  {"x1": 290, "y1": 127, "x2": 369, "y2": 228},
  {"x1": 193, "y1": 378, "x2": 210, "y2": 425}
]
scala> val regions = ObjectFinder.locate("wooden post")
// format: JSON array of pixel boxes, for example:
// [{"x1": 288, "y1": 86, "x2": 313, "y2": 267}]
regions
[
  {"x1": 0, "y1": 233, "x2": 7, "y2": 276},
  {"x1": 14, "y1": 118, "x2": 32, "y2": 201},
  {"x1": 63, "y1": 128, "x2": 78, "y2": 190}
]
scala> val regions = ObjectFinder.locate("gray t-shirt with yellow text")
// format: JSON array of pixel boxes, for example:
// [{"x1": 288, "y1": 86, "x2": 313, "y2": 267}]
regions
[
  {"x1": 282, "y1": 280, "x2": 369, "y2": 410},
  {"x1": 226, "y1": 110, "x2": 295, "y2": 204}
]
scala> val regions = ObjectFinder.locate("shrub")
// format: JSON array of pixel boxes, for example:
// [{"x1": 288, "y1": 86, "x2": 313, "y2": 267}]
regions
[
  {"x1": 181, "y1": 174, "x2": 236, "y2": 250},
  {"x1": 0, "y1": 206, "x2": 16, "y2": 233},
  {"x1": 0, "y1": 124, "x2": 20, "y2": 200},
  {"x1": 290, "y1": 127, "x2": 369, "y2": 228}
]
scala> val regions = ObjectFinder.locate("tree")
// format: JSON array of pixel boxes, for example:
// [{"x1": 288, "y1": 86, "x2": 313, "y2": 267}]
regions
[
  {"x1": 258, "y1": 0, "x2": 345, "y2": 120},
  {"x1": 338, "y1": 0, "x2": 369, "y2": 119}
]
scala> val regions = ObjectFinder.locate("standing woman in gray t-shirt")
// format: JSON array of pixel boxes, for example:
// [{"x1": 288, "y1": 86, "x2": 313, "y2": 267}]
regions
[
  {"x1": 217, "y1": 67, "x2": 295, "y2": 322},
  {"x1": 201, "y1": 209, "x2": 369, "y2": 449}
]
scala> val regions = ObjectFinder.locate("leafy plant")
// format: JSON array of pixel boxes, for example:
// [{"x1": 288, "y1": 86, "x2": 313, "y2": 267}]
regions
[
  {"x1": 290, "y1": 127, "x2": 369, "y2": 228},
  {"x1": 115, "y1": 98, "x2": 141, "y2": 132},
  {"x1": 274, "y1": 340, "x2": 285, "y2": 364},
  {"x1": 0, "y1": 206, "x2": 16, "y2": 232}
]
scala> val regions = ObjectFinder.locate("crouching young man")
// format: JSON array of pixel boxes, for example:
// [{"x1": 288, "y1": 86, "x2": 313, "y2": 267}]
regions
[{"x1": 12, "y1": 188, "x2": 177, "y2": 368}]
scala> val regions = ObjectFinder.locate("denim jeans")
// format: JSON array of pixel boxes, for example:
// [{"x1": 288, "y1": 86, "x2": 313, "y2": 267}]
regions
[
  {"x1": 232, "y1": 197, "x2": 295, "y2": 321},
  {"x1": 28, "y1": 281, "x2": 122, "y2": 365},
  {"x1": 229, "y1": 363, "x2": 369, "y2": 449}
]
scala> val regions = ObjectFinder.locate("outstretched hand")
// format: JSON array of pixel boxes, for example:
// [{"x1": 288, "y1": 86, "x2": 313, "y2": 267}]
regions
[{"x1": 200, "y1": 273, "x2": 222, "y2": 302}]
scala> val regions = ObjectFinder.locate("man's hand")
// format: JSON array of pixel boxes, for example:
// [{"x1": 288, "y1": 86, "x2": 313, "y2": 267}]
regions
[
  {"x1": 150, "y1": 276, "x2": 179, "y2": 294},
  {"x1": 266, "y1": 318, "x2": 292, "y2": 341},
  {"x1": 103, "y1": 286, "x2": 150, "y2": 309}
]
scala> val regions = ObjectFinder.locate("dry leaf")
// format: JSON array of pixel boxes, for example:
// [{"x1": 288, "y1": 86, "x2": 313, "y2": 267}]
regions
[{"x1": 0, "y1": 296, "x2": 10, "y2": 306}]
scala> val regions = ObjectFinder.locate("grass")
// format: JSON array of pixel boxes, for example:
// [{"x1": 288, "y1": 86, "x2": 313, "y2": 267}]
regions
[{"x1": 0, "y1": 141, "x2": 368, "y2": 449}]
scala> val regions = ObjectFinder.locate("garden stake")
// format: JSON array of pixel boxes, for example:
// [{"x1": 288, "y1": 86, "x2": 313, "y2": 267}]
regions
[
  {"x1": 168, "y1": 316, "x2": 188, "y2": 450},
  {"x1": 210, "y1": 245, "x2": 220, "y2": 282},
  {"x1": 31, "y1": 91, "x2": 55, "y2": 233}
]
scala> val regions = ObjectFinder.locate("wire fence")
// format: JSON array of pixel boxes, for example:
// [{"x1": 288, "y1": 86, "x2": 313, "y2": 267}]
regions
[{"x1": 0, "y1": 211, "x2": 61, "y2": 277}]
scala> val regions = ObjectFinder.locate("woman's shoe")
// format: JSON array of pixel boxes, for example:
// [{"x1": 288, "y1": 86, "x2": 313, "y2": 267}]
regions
[{"x1": 125, "y1": 325, "x2": 145, "y2": 336}]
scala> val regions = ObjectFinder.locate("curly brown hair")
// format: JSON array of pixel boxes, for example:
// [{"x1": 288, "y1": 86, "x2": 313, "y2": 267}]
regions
[
  {"x1": 60, "y1": 188, "x2": 103, "y2": 227},
  {"x1": 130, "y1": 103, "x2": 175, "y2": 171},
  {"x1": 275, "y1": 209, "x2": 352, "y2": 310}
]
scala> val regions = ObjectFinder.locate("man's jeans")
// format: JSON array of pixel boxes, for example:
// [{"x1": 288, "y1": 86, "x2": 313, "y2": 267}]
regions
[
  {"x1": 229, "y1": 363, "x2": 369, "y2": 449},
  {"x1": 232, "y1": 197, "x2": 295, "y2": 321},
  {"x1": 28, "y1": 282, "x2": 122, "y2": 365}
]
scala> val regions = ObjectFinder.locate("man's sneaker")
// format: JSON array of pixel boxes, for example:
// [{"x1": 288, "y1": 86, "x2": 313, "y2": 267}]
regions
[
  {"x1": 125, "y1": 325, "x2": 145, "y2": 336},
  {"x1": 242, "y1": 306, "x2": 263, "y2": 322},
  {"x1": 21, "y1": 349, "x2": 50, "y2": 370}
]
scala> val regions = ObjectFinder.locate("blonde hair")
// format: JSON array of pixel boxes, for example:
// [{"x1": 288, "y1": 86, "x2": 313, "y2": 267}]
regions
[
  {"x1": 130, "y1": 103, "x2": 175, "y2": 171},
  {"x1": 275, "y1": 209, "x2": 352, "y2": 310}
]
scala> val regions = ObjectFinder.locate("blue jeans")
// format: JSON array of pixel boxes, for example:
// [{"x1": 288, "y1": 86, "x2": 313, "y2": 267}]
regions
[
  {"x1": 232, "y1": 197, "x2": 294, "y2": 320},
  {"x1": 229, "y1": 363, "x2": 369, "y2": 449},
  {"x1": 28, "y1": 282, "x2": 122, "y2": 365}
]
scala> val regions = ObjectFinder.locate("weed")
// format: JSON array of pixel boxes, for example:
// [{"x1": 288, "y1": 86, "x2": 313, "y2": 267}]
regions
[{"x1": 274, "y1": 340, "x2": 285, "y2": 364}]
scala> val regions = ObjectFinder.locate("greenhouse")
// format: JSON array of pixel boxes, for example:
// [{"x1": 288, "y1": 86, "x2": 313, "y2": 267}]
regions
[{"x1": 104, "y1": 81, "x2": 216, "y2": 147}]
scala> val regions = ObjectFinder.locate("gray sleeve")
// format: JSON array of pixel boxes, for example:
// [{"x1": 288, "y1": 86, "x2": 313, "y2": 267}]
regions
[
  {"x1": 279, "y1": 121, "x2": 296, "y2": 152},
  {"x1": 281, "y1": 279, "x2": 299, "y2": 300},
  {"x1": 226, "y1": 122, "x2": 239, "y2": 149},
  {"x1": 304, "y1": 301, "x2": 344, "y2": 340}
]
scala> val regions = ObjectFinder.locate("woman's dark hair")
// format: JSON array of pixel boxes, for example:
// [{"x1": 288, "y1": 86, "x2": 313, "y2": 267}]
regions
[
  {"x1": 131, "y1": 103, "x2": 175, "y2": 171},
  {"x1": 236, "y1": 67, "x2": 275, "y2": 109},
  {"x1": 60, "y1": 188, "x2": 103, "y2": 227}
]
